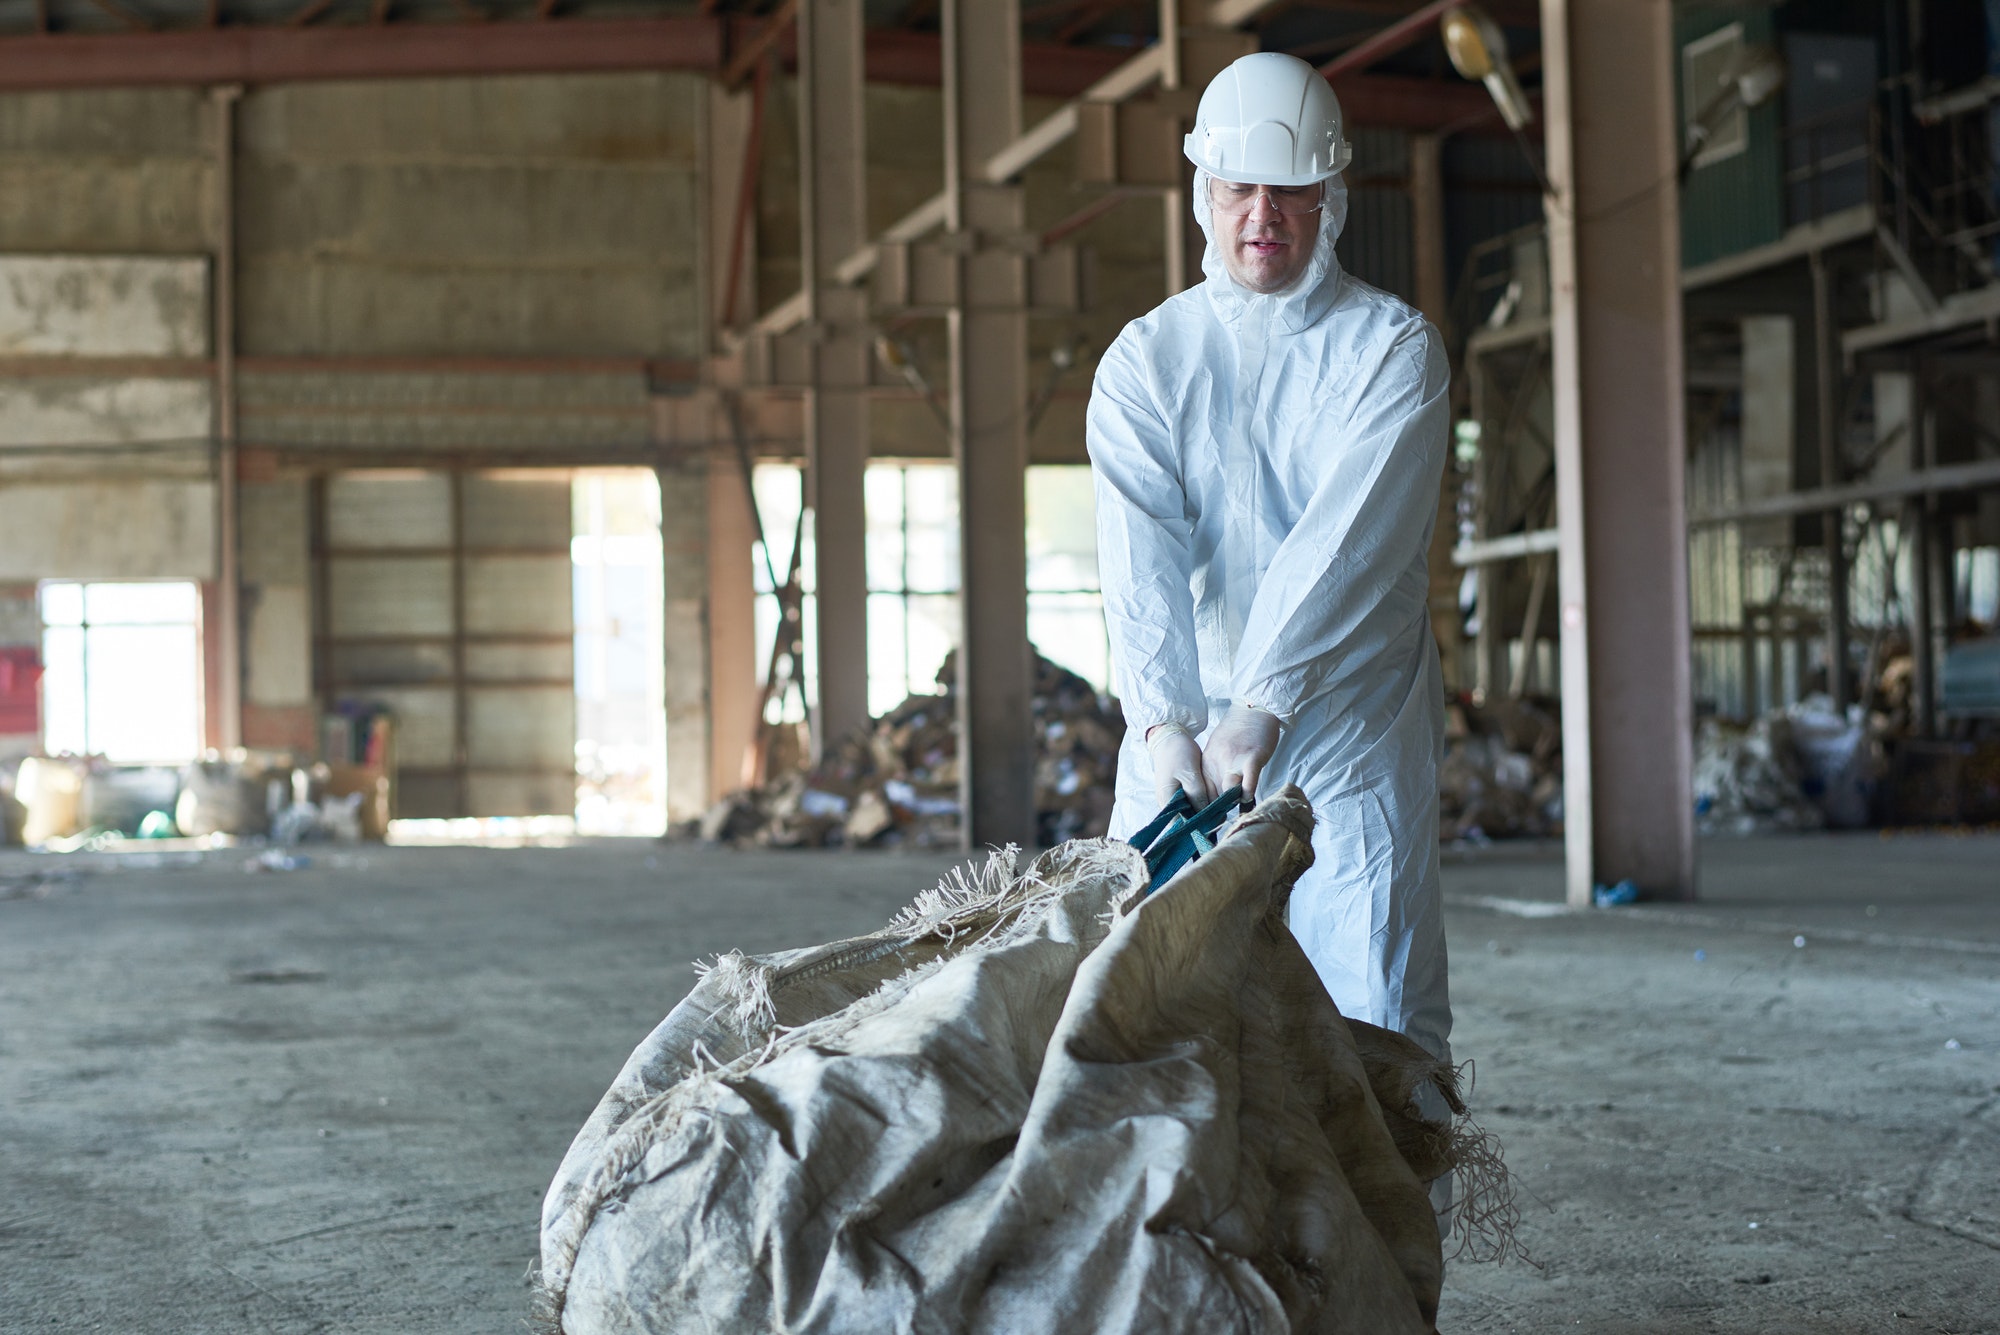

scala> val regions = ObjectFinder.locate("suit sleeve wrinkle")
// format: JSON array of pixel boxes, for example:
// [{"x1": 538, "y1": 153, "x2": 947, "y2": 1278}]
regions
[
  {"x1": 1089, "y1": 339, "x2": 1209, "y2": 736},
  {"x1": 1229, "y1": 325, "x2": 1450, "y2": 720}
]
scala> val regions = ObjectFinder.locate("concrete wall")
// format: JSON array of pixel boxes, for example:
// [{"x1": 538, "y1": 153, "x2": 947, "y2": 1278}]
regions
[
  {"x1": 240, "y1": 478, "x2": 315, "y2": 751},
  {"x1": 0, "y1": 254, "x2": 216, "y2": 580},
  {"x1": 659, "y1": 457, "x2": 712, "y2": 824},
  {"x1": 0, "y1": 89, "x2": 213, "y2": 253},
  {"x1": 0, "y1": 481, "x2": 217, "y2": 581},
  {"x1": 236, "y1": 74, "x2": 703, "y2": 358},
  {"x1": 0, "y1": 73, "x2": 713, "y2": 809}
]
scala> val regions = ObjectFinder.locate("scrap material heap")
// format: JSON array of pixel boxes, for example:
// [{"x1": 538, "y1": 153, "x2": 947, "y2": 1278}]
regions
[{"x1": 695, "y1": 650, "x2": 1126, "y2": 850}]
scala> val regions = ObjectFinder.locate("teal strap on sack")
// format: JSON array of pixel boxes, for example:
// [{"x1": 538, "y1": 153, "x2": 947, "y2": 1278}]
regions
[{"x1": 1128, "y1": 785, "x2": 1245, "y2": 895}]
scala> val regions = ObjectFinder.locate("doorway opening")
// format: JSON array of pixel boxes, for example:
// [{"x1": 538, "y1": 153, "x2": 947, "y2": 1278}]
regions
[{"x1": 572, "y1": 469, "x2": 667, "y2": 835}]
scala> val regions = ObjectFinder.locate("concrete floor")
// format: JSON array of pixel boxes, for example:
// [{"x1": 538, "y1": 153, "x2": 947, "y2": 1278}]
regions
[{"x1": 1, "y1": 832, "x2": 1995, "y2": 1334}]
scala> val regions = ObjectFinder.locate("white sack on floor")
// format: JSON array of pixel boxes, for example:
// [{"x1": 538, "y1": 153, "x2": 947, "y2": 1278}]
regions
[{"x1": 538, "y1": 786, "x2": 1458, "y2": 1335}]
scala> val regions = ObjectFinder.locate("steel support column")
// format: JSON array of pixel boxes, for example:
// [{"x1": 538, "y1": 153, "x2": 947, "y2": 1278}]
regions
[
  {"x1": 1410, "y1": 130, "x2": 1462, "y2": 691},
  {"x1": 944, "y1": 0, "x2": 1035, "y2": 849},
  {"x1": 704, "y1": 76, "x2": 761, "y2": 801},
  {"x1": 1809, "y1": 249, "x2": 1853, "y2": 709},
  {"x1": 798, "y1": 0, "x2": 871, "y2": 752},
  {"x1": 1159, "y1": 0, "x2": 1191, "y2": 297},
  {"x1": 1541, "y1": 0, "x2": 1695, "y2": 904},
  {"x1": 1908, "y1": 365, "x2": 1936, "y2": 737},
  {"x1": 210, "y1": 83, "x2": 242, "y2": 751}
]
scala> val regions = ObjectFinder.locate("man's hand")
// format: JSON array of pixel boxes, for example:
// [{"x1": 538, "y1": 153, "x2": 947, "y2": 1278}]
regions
[
  {"x1": 1202, "y1": 704, "x2": 1281, "y2": 804},
  {"x1": 1146, "y1": 723, "x2": 1210, "y2": 810}
]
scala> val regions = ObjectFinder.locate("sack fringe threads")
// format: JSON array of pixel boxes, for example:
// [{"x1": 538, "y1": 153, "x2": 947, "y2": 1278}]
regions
[
  {"x1": 1435, "y1": 1060, "x2": 1532, "y2": 1267},
  {"x1": 691, "y1": 951, "x2": 779, "y2": 1034}
]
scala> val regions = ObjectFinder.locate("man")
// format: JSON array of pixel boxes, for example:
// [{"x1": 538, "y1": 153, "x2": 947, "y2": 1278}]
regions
[{"x1": 1088, "y1": 52, "x2": 1453, "y2": 1082}]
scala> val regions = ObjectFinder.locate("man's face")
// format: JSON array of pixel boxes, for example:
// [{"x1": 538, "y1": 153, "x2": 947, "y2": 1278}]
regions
[{"x1": 1211, "y1": 178, "x2": 1323, "y2": 294}]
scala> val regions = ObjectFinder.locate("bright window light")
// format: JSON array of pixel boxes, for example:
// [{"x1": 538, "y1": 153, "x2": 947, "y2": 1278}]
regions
[{"x1": 38, "y1": 580, "x2": 203, "y2": 762}]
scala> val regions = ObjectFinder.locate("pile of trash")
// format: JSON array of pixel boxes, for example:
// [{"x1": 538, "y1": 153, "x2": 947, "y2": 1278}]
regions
[
  {"x1": 3, "y1": 751, "x2": 390, "y2": 850},
  {"x1": 1439, "y1": 690, "x2": 1898, "y2": 840},
  {"x1": 1695, "y1": 693, "x2": 1886, "y2": 833},
  {"x1": 1438, "y1": 698, "x2": 1563, "y2": 842},
  {"x1": 695, "y1": 651, "x2": 1125, "y2": 850}
]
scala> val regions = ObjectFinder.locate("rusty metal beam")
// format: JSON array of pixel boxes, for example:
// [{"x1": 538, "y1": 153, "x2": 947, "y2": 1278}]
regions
[
  {"x1": 1331, "y1": 70, "x2": 1515, "y2": 128},
  {"x1": 84, "y1": 0, "x2": 151, "y2": 31},
  {"x1": 721, "y1": 0, "x2": 797, "y2": 91},
  {"x1": 1318, "y1": 0, "x2": 1459, "y2": 76},
  {"x1": 0, "y1": 8, "x2": 1488, "y2": 114},
  {"x1": 0, "y1": 17, "x2": 728, "y2": 88},
  {"x1": 287, "y1": 0, "x2": 338, "y2": 27},
  {"x1": 720, "y1": 60, "x2": 769, "y2": 331},
  {"x1": 0, "y1": 15, "x2": 1470, "y2": 131}
]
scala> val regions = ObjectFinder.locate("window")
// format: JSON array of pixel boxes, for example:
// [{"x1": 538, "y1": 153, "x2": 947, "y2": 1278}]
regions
[
  {"x1": 39, "y1": 581, "x2": 202, "y2": 762},
  {"x1": 1682, "y1": 23, "x2": 1748, "y2": 171},
  {"x1": 866, "y1": 463, "x2": 961, "y2": 716},
  {"x1": 1026, "y1": 466, "x2": 1112, "y2": 694},
  {"x1": 750, "y1": 464, "x2": 817, "y2": 724},
  {"x1": 573, "y1": 469, "x2": 667, "y2": 836},
  {"x1": 749, "y1": 462, "x2": 1114, "y2": 725}
]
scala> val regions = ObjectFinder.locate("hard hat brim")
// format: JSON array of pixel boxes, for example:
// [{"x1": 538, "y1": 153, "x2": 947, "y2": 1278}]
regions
[{"x1": 1182, "y1": 135, "x2": 1350, "y2": 188}]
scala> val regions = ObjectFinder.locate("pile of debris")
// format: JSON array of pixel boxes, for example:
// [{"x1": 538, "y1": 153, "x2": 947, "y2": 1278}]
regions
[
  {"x1": 1437, "y1": 697, "x2": 1564, "y2": 842},
  {"x1": 3, "y1": 751, "x2": 390, "y2": 850},
  {"x1": 1438, "y1": 689, "x2": 1904, "y2": 841},
  {"x1": 695, "y1": 651, "x2": 1125, "y2": 850},
  {"x1": 1692, "y1": 716, "x2": 1822, "y2": 834},
  {"x1": 1695, "y1": 694, "x2": 1887, "y2": 833}
]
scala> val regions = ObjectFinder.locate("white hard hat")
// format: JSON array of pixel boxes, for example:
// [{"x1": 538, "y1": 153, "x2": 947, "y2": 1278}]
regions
[{"x1": 1183, "y1": 52, "x2": 1352, "y2": 187}]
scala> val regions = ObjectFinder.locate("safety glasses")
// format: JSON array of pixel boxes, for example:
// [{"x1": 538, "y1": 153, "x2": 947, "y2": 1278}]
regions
[{"x1": 1206, "y1": 178, "x2": 1325, "y2": 217}]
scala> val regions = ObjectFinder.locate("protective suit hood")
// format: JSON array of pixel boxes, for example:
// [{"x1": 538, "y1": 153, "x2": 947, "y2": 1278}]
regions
[{"x1": 1193, "y1": 167, "x2": 1350, "y2": 337}]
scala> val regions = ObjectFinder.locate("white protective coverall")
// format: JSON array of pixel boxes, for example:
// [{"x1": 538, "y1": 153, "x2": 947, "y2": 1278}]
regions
[{"x1": 1088, "y1": 169, "x2": 1452, "y2": 1067}]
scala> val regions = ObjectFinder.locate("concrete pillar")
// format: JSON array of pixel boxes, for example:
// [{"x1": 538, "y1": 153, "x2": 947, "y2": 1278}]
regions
[
  {"x1": 944, "y1": 0, "x2": 1036, "y2": 849},
  {"x1": 798, "y1": 0, "x2": 872, "y2": 751},
  {"x1": 1809, "y1": 249, "x2": 1852, "y2": 709},
  {"x1": 1540, "y1": 0, "x2": 1696, "y2": 904},
  {"x1": 659, "y1": 458, "x2": 716, "y2": 824},
  {"x1": 1410, "y1": 130, "x2": 1463, "y2": 692},
  {"x1": 703, "y1": 76, "x2": 762, "y2": 800},
  {"x1": 1908, "y1": 364, "x2": 1936, "y2": 737},
  {"x1": 706, "y1": 455, "x2": 759, "y2": 798},
  {"x1": 239, "y1": 476, "x2": 318, "y2": 753}
]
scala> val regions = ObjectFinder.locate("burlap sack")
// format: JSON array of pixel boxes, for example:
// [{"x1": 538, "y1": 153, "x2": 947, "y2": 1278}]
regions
[{"x1": 539, "y1": 786, "x2": 1450, "y2": 1335}]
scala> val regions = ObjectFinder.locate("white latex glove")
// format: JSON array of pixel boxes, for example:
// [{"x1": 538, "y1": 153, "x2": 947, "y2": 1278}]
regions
[
  {"x1": 1145, "y1": 722, "x2": 1210, "y2": 810},
  {"x1": 1202, "y1": 704, "x2": 1282, "y2": 804}
]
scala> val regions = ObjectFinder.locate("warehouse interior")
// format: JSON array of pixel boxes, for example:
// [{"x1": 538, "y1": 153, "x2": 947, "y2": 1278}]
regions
[{"x1": 2, "y1": 1, "x2": 1997, "y2": 1331}]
